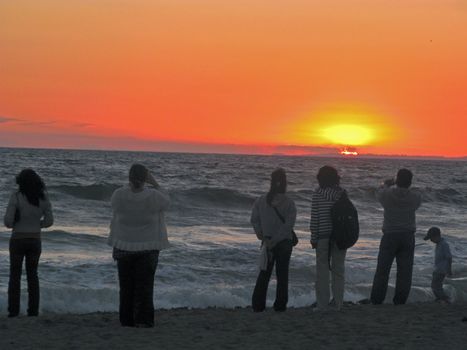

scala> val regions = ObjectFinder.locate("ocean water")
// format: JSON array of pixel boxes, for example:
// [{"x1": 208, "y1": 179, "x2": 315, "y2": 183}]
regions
[{"x1": 0, "y1": 148, "x2": 466, "y2": 314}]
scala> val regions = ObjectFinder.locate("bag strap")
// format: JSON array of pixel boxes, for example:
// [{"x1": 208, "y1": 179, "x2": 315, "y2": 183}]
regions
[
  {"x1": 327, "y1": 189, "x2": 346, "y2": 270},
  {"x1": 339, "y1": 189, "x2": 348, "y2": 200},
  {"x1": 272, "y1": 206, "x2": 285, "y2": 223},
  {"x1": 262, "y1": 207, "x2": 284, "y2": 249}
]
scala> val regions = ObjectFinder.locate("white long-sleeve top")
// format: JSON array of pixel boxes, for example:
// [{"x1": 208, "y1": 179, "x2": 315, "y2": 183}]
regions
[
  {"x1": 250, "y1": 193, "x2": 296, "y2": 248},
  {"x1": 108, "y1": 185, "x2": 170, "y2": 251},
  {"x1": 4, "y1": 191, "x2": 54, "y2": 239}
]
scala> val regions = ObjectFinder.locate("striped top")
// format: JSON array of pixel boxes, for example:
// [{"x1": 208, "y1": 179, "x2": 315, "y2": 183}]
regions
[{"x1": 310, "y1": 187, "x2": 343, "y2": 243}]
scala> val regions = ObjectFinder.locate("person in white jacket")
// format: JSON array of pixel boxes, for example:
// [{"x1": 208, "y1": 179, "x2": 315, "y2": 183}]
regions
[
  {"x1": 4, "y1": 169, "x2": 54, "y2": 317},
  {"x1": 250, "y1": 168, "x2": 296, "y2": 312},
  {"x1": 108, "y1": 164, "x2": 170, "y2": 327}
]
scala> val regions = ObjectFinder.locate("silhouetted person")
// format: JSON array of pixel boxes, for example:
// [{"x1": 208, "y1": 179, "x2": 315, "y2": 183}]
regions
[
  {"x1": 370, "y1": 169, "x2": 421, "y2": 305},
  {"x1": 108, "y1": 164, "x2": 170, "y2": 327},
  {"x1": 310, "y1": 166, "x2": 347, "y2": 311},
  {"x1": 424, "y1": 227, "x2": 452, "y2": 303},
  {"x1": 4, "y1": 169, "x2": 54, "y2": 317},
  {"x1": 251, "y1": 168, "x2": 296, "y2": 312}
]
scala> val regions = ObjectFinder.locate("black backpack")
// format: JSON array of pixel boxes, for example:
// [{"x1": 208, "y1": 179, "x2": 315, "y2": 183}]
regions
[{"x1": 330, "y1": 191, "x2": 359, "y2": 250}]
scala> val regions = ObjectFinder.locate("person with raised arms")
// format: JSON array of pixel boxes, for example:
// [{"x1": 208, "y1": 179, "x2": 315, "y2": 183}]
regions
[{"x1": 370, "y1": 168, "x2": 422, "y2": 305}]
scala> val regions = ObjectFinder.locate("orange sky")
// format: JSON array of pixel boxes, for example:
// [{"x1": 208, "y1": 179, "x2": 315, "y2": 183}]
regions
[{"x1": 1, "y1": 0, "x2": 466, "y2": 157}]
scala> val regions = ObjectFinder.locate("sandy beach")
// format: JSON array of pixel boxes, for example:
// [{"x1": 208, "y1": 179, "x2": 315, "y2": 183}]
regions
[{"x1": 1, "y1": 303, "x2": 466, "y2": 350}]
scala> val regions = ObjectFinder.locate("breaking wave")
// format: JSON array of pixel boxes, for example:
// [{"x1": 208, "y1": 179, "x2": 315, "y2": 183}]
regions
[
  {"x1": 49, "y1": 183, "x2": 467, "y2": 207},
  {"x1": 50, "y1": 184, "x2": 120, "y2": 201},
  {"x1": 51, "y1": 184, "x2": 256, "y2": 208}
]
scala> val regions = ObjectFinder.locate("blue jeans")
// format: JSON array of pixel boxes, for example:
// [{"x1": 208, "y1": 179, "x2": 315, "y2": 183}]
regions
[
  {"x1": 8, "y1": 238, "x2": 42, "y2": 316},
  {"x1": 371, "y1": 232, "x2": 415, "y2": 305}
]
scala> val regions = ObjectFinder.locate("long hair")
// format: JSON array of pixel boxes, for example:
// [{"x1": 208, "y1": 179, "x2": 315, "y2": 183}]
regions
[
  {"x1": 129, "y1": 164, "x2": 148, "y2": 189},
  {"x1": 266, "y1": 168, "x2": 287, "y2": 205},
  {"x1": 16, "y1": 169, "x2": 46, "y2": 207},
  {"x1": 317, "y1": 166, "x2": 340, "y2": 189}
]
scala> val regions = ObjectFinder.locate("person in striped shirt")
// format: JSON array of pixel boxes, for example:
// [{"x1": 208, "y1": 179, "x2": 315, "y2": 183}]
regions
[{"x1": 310, "y1": 166, "x2": 347, "y2": 311}]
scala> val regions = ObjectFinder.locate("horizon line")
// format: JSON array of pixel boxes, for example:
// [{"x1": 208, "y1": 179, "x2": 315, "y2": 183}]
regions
[{"x1": 0, "y1": 145, "x2": 465, "y2": 161}]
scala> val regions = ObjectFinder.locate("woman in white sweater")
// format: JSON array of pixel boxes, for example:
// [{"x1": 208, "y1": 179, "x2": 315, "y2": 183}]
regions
[
  {"x1": 4, "y1": 169, "x2": 54, "y2": 317},
  {"x1": 108, "y1": 164, "x2": 170, "y2": 328},
  {"x1": 250, "y1": 168, "x2": 296, "y2": 312}
]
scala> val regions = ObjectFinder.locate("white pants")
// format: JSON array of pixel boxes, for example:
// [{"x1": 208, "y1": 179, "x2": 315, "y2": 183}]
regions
[{"x1": 315, "y1": 239, "x2": 347, "y2": 309}]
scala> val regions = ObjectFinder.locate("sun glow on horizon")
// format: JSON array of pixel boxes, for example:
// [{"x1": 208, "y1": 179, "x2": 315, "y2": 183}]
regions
[
  {"x1": 340, "y1": 147, "x2": 359, "y2": 156},
  {"x1": 321, "y1": 124, "x2": 374, "y2": 146},
  {"x1": 292, "y1": 107, "x2": 399, "y2": 152}
]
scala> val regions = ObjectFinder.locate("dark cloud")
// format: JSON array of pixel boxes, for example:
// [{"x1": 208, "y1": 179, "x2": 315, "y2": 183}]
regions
[
  {"x1": 0, "y1": 128, "x2": 340, "y2": 156},
  {"x1": 0, "y1": 129, "x2": 464, "y2": 158}
]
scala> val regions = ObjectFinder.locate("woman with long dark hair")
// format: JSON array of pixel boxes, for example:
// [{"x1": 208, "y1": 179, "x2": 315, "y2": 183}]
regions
[
  {"x1": 4, "y1": 169, "x2": 54, "y2": 317},
  {"x1": 250, "y1": 168, "x2": 296, "y2": 312},
  {"x1": 108, "y1": 164, "x2": 170, "y2": 327},
  {"x1": 310, "y1": 165, "x2": 346, "y2": 311}
]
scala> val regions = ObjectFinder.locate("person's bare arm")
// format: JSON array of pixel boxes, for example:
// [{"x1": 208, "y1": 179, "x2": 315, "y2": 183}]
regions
[{"x1": 146, "y1": 172, "x2": 160, "y2": 189}]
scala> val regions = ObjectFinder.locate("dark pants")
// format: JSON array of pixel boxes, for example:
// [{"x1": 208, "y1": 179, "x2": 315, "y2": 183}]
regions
[
  {"x1": 371, "y1": 232, "x2": 415, "y2": 305},
  {"x1": 431, "y1": 272, "x2": 449, "y2": 301},
  {"x1": 8, "y1": 238, "x2": 42, "y2": 316},
  {"x1": 252, "y1": 239, "x2": 293, "y2": 312},
  {"x1": 117, "y1": 251, "x2": 159, "y2": 327}
]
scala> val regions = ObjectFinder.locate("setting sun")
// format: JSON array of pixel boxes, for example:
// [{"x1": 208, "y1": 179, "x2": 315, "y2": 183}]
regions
[
  {"x1": 321, "y1": 124, "x2": 374, "y2": 146},
  {"x1": 289, "y1": 106, "x2": 399, "y2": 153}
]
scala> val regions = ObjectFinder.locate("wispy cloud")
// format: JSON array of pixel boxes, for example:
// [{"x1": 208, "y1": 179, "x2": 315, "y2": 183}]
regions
[
  {"x1": 0, "y1": 116, "x2": 21, "y2": 124},
  {"x1": 17, "y1": 120, "x2": 58, "y2": 127},
  {"x1": 0, "y1": 116, "x2": 57, "y2": 127},
  {"x1": 73, "y1": 122, "x2": 95, "y2": 128},
  {"x1": 0, "y1": 116, "x2": 96, "y2": 132}
]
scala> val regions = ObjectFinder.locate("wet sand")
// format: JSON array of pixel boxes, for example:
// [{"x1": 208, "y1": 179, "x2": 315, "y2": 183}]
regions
[{"x1": 1, "y1": 303, "x2": 466, "y2": 350}]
